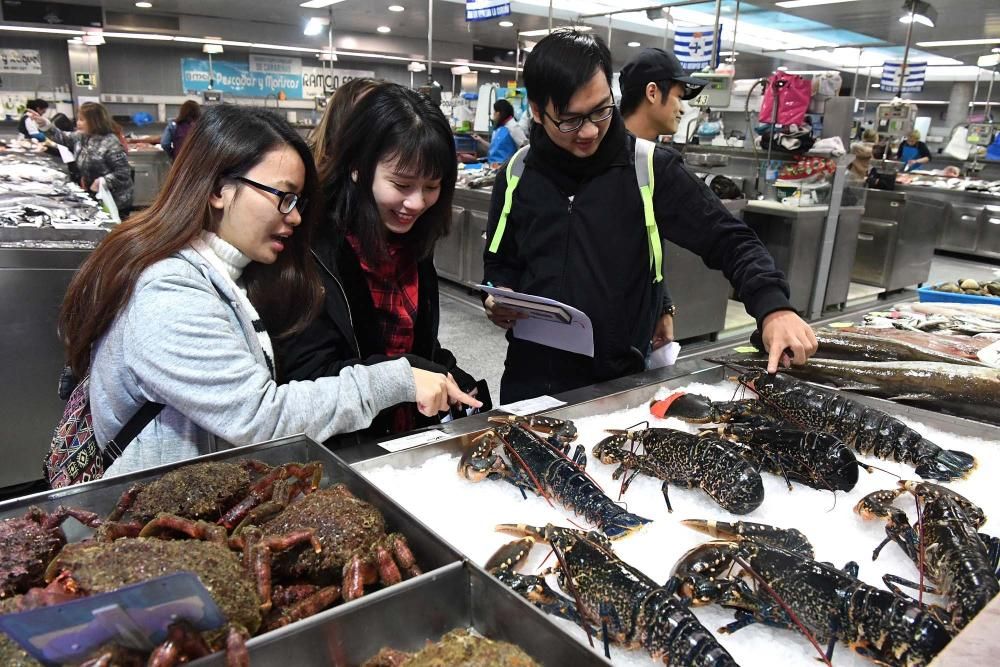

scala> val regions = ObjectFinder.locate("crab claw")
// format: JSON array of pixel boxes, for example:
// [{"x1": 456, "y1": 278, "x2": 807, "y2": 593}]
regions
[{"x1": 652, "y1": 393, "x2": 714, "y2": 423}]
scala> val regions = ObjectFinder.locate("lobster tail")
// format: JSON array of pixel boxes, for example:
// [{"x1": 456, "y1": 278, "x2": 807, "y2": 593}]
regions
[
  {"x1": 640, "y1": 588, "x2": 740, "y2": 666},
  {"x1": 596, "y1": 505, "x2": 652, "y2": 539},
  {"x1": 914, "y1": 448, "x2": 976, "y2": 481}
]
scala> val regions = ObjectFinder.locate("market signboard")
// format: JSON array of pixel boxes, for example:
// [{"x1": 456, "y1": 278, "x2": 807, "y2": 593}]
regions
[
  {"x1": 301, "y1": 66, "x2": 376, "y2": 98},
  {"x1": 249, "y1": 54, "x2": 302, "y2": 77},
  {"x1": 0, "y1": 49, "x2": 42, "y2": 74},
  {"x1": 466, "y1": 0, "x2": 510, "y2": 21},
  {"x1": 181, "y1": 58, "x2": 304, "y2": 99}
]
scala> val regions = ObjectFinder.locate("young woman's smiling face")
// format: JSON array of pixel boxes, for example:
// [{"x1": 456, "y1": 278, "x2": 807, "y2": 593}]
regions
[{"x1": 370, "y1": 157, "x2": 441, "y2": 235}]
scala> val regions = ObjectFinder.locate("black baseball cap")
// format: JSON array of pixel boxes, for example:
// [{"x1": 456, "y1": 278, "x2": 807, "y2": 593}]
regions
[{"x1": 619, "y1": 48, "x2": 710, "y2": 101}]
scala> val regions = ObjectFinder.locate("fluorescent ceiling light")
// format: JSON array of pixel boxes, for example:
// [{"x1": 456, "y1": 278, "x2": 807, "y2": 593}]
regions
[
  {"x1": 388, "y1": 4, "x2": 404, "y2": 11},
  {"x1": 304, "y1": 17, "x2": 328, "y2": 35},
  {"x1": 407, "y1": 61, "x2": 426, "y2": 72},
  {"x1": 318, "y1": 51, "x2": 338, "y2": 61},
  {"x1": 916, "y1": 38, "x2": 1000, "y2": 47},
  {"x1": 299, "y1": 0, "x2": 348, "y2": 7},
  {"x1": 251, "y1": 43, "x2": 321, "y2": 53},
  {"x1": 871, "y1": 83, "x2": 881, "y2": 87},
  {"x1": 627, "y1": 41, "x2": 640, "y2": 47},
  {"x1": 82, "y1": 32, "x2": 105, "y2": 46},
  {"x1": 490, "y1": 68, "x2": 500, "y2": 73},
  {"x1": 451, "y1": 65, "x2": 472, "y2": 75},
  {"x1": 202, "y1": 43, "x2": 224, "y2": 54},
  {"x1": 377, "y1": 26, "x2": 391, "y2": 33},
  {"x1": 518, "y1": 26, "x2": 591, "y2": 37},
  {"x1": 135, "y1": 1, "x2": 153, "y2": 7},
  {"x1": 0, "y1": 25, "x2": 84, "y2": 36},
  {"x1": 499, "y1": 20, "x2": 513, "y2": 27},
  {"x1": 776, "y1": 0, "x2": 862, "y2": 7},
  {"x1": 103, "y1": 31, "x2": 173, "y2": 40}
]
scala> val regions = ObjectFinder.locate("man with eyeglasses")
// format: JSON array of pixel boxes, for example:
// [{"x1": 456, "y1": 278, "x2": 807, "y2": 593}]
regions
[{"x1": 482, "y1": 29, "x2": 817, "y2": 404}]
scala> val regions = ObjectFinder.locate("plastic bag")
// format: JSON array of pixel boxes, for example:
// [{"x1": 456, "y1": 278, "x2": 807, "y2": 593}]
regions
[
  {"x1": 943, "y1": 126, "x2": 972, "y2": 160},
  {"x1": 96, "y1": 178, "x2": 120, "y2": 222},
  {"x1": 759, "y1": 72, "x2": 812, "y2": 127}
]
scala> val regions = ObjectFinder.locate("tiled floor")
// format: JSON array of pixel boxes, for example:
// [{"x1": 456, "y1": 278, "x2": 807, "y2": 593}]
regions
[{"x1": 434, "y1": 251, "x2": 1000, "y2": 401}]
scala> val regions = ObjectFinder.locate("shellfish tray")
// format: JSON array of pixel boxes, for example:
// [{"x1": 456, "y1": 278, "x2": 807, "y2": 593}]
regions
[
  {"x1": 191, "y1": 560, "x2": 610, "y2": 666},
  {"x1": 352, "y1": 362, "x2": 1000, "y2": 667}
]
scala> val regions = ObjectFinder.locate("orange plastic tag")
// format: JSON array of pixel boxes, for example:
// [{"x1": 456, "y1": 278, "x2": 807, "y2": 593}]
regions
[{"x1": 650, "y1": 391, "x2": 686, "y2": 419}]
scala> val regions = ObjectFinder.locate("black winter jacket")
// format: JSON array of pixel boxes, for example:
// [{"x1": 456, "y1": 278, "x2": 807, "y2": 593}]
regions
[
  {"x1": 484, "y1": 130, "x2": 793, "y2": 402},
  {"x1": 276, "y1": 233, "x2": 475, "y2": 435}
]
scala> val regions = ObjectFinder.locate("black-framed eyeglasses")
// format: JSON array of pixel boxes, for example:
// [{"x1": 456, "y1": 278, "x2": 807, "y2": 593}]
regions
[
  {"x1": 235, "y1": 176, "x2": 307, "y2": 214},
  {"x1": 543, "y1": 103, "x2": 615, "y2": 133}
]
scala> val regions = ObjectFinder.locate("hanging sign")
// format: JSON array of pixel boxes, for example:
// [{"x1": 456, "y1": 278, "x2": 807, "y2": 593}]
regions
[
  {"x1": 466, "y1": 0, "x2": 510, "y2": 22},
  {"x1": 249, "y1": 54, "x2": 302, "y2": 76},
  {"x1": 674, "y1": 25, "x2": 719, "y2": 71},
  {"x1": 0, "y1": 48, "x2": 42, "y2": 74},
  {"x1": 181, "y1": 58, "x2": 303, "y2": 99},
  {"x1": 881, "y1": 60, "x2": 926, "y2": 94},
  {"x1": 301, "y1": 66, "x2": 376, "y2": 99}
]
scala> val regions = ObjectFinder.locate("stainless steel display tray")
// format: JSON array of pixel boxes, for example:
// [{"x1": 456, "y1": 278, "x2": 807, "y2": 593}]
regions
[
  {"x1": 0, "y1": 434, "x2": 462, "y2": 571},
  {"x1": 192, "y1": 561, "x2": 610, "y2": 666}
]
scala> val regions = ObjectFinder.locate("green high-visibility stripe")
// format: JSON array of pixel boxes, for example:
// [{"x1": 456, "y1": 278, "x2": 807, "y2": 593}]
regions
[
  {"x1": 488, "y1": 174, "x2": 519, "y2": 254},
  {"x1": 639, "y1": 141, "x2": 662, "y2": 283}
]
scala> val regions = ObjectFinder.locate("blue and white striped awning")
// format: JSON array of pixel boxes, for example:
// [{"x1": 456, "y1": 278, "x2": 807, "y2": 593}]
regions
[{"x1": 881, "y1": 60, "x2": 926, "y2": 94}]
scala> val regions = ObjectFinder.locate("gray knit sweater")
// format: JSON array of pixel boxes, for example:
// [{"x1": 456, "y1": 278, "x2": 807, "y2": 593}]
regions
[{"x1": 89, "y1": 245, "x2": 416, "y2": 476}]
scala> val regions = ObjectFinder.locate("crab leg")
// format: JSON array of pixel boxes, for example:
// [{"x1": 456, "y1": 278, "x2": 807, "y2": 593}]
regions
[
  {"x1": 262, "y1": 585, "x2": 341, "y2": 631},
  {"x1": 250, "y1": 530, "x2": 321, "y2": 612}
]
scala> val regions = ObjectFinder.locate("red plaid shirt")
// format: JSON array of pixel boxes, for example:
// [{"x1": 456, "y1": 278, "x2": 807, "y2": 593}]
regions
[{"x1": 347, "y1": 233, "x2": 420, "y2": 432}]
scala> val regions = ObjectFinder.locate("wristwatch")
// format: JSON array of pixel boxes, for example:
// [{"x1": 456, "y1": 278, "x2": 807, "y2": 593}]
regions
[{"x1": 662, "y1": 304, "x2": 677, "y2": 317}]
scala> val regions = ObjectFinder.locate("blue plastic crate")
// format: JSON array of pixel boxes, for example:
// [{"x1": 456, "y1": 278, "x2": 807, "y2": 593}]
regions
[{"x1": 917, "y1": 286, "x2": 1000, "y2": 305}]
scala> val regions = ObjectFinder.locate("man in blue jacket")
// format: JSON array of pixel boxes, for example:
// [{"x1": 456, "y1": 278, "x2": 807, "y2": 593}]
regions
[{"x1": 482, "y1": 30, "x2": 817, "y2": 403}]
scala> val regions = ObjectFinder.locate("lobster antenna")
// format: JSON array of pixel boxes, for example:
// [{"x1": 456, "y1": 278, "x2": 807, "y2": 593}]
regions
[
  {"x1": 854, "y1": 461, "x2": 901, "y2": 479},
  {"x1": 913, "y1": 492, "x2": 927, "y2": 606},
  {"x1": 500, "y1": 440, "x2": 556, "y2": 509},
  {"x1": 734, "y1": 555, "x2": 833, "y2": 667},
  {"x1": 550, "y1": 539, "x2": 597, "y2": 649}
]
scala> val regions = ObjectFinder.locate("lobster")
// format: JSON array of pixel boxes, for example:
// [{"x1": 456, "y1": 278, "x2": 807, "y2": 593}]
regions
[
  {"x1": 458, "y1": 415, "x2": 650, "y2": 539},
  {"x1": 592, "y1": 427, "x2": 764, "y2": 514},
  {"x1": 489, "y1": 523, "x2": 740, "y2": 666},
  {"x1": 856, "y1": 481, "x2": 1000, "y2": 629},
  {"x1": 673, "y1": 520, "x2": 955, "y2": 667}
]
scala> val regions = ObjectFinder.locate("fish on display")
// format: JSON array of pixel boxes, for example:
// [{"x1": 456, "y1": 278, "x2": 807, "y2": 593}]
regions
[
  {"x1": 836, "y1": 326, "x2": 990, "y2": 361},
  {"x1": 813, "y1": 329, "x2": 984, "y2": 366},
  {"x1": 719, "y1": 355, "x2": 1000, "y2": 427}
]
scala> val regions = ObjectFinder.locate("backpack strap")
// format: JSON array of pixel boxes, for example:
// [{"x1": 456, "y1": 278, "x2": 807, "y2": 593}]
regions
[
  {"x1": 487, "y1": 145, "x2": 530, "y2": 254},
  {"x1": 634, "y1": 137, "x2": 663, "y2": 284},
  {"x1": 101, "y1": 401, "x2": 164, "y2": 469}
]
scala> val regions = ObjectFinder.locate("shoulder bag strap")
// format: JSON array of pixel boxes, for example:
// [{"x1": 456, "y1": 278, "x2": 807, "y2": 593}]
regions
[{"x1": 101, "y1": 401, "x2": 164, "y2": 469}]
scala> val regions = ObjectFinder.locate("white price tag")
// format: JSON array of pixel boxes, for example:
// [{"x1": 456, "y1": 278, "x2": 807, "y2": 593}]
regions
[
  {"x1": 379, "y1": 428, "x2": 447, "y2": 453},
  {"x1": 978, "y1": 339, "x2": 1000, "y2": 369},
  {"x1": 498, "y1": 395, "x2": 566, "y2": 417}
]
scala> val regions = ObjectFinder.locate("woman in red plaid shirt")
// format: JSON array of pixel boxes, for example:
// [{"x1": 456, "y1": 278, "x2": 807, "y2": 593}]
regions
[{"x1": 277, "y1": 83, "x2": 483, "y2": 436}]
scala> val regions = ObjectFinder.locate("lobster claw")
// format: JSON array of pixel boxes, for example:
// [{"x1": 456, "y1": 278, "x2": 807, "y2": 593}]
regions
[
  {"x1": 485, "y1": 536, "x2": 534, "y2": 573},
  {"x1": 458, "y1": 432, "x2": 505, "y2": 482}
]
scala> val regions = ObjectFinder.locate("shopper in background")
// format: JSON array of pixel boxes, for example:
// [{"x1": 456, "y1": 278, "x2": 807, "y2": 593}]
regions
[
  {"x1": 29, "y1": 102, "x2": 134, "y2": 216},
  {"x1": 473, "y1": 99, "x2": 527, "y2": 166},
  {"x1": 160, "y1": 99, "x2": 201, "y2": 159},
  {"x1": 278, "y1": 83, "x2": 483, "y2": 435},
  {"x1": 483, "y1": 30, "x2": 817, "y2": 402},
  {"x1": 897, "y1": 129, "x2": 931, "y2": 171},
  {"x1": 310, "y1": 77, "x2": 383, "y2": 173},
  {"x1": 59, "y1": 105, "x2": 478, "y2": 476},
  {"x1": 18, "y1": 98, "x2": 49, "y2": 141},
  {"x1": 618, "y1": 48, "x2": 710, "y2": 349}
]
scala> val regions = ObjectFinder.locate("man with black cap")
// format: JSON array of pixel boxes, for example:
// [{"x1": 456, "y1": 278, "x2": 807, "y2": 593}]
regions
[
  {"x1": 620, "y1": 48, "x2": 708, "y2": 143},
  {"x1": 618, "y1": 49, "x2": 710, "y2": 345},
  {"x1": 482, "y1": 29, "x2": 817, "y2": 404}
]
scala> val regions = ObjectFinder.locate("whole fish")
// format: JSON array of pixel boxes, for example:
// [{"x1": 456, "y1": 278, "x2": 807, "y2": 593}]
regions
[
  {"x1": 714, "y1": 355, "x2": 1000, "y2": 426},
  {"x1": 838, "y1": 326, "x2": 989, "y2": 360},
  {"x1": 907, "y1": 303, "x2": 1000, "y2": 319},
  {"x1": 815, "y1": 329, "x2": 984, "y2": 366}
]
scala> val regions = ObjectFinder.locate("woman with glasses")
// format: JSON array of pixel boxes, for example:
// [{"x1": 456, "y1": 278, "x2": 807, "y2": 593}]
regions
[
  {"x1": 277, "y1": 84, "x2": 483, "y2": 436},
  {"x1": 59, "y1": 105, "x2": 479, "y2": 476}
]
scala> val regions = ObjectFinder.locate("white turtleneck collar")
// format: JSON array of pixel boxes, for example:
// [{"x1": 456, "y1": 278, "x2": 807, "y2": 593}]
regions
[{"x1": 201, "y1": 231, "x2": 251, "y2": 282}]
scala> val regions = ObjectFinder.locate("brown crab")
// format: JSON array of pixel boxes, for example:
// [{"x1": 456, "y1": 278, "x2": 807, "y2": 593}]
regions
[
  {"x1": 363, "y1": 629, "x2": 540, "y2": 667},
  {"x1": 239, "y1": 484, "x2": 422, "y2": 601},
  {"x1": 0, "y1": 506, "x2": 101, "y2": 599},
  {"x1": 107, "y1": 460, "x2": 323, "y2": 531},
  {"x1": 19, "y1": 515, "x2": 339, "y2": 666}
]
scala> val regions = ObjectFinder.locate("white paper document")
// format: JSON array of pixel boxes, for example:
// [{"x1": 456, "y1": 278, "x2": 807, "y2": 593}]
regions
[
  {"x1": 478, "y1": 285, "x2": 594, "y2": 357},
  {"x1": 379, "y1": 428, "x2": 447, "y2": 453}
]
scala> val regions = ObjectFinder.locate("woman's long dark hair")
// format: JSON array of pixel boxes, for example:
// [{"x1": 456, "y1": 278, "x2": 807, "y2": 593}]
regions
[
  {"x1": 311, "y1": 77, "x2": 383, "y2": 172},
  {"x1": 321, "y1": 83, "x2": 456, "y2": 261},
  {"x1": 175, "y1": 99, "x2": 201, "y2": 124},
  {"x1": 61, "y1": 105, "x2": 324, "y2": 377}
]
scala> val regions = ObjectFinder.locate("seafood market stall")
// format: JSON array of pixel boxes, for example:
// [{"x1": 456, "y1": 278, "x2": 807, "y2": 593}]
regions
[
  {"x1": 350, "y1": 357, "x2": 1000, "y2": 667},
  {"x1": 0, "y1": 148, "x2": 114, "y2": 492},
  {"x1": 851, "y1": 189, "x2": 944, "y2": 292},
  {"x1": 892, "y1": 184, "x2": 1000, "y2": 261}
]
